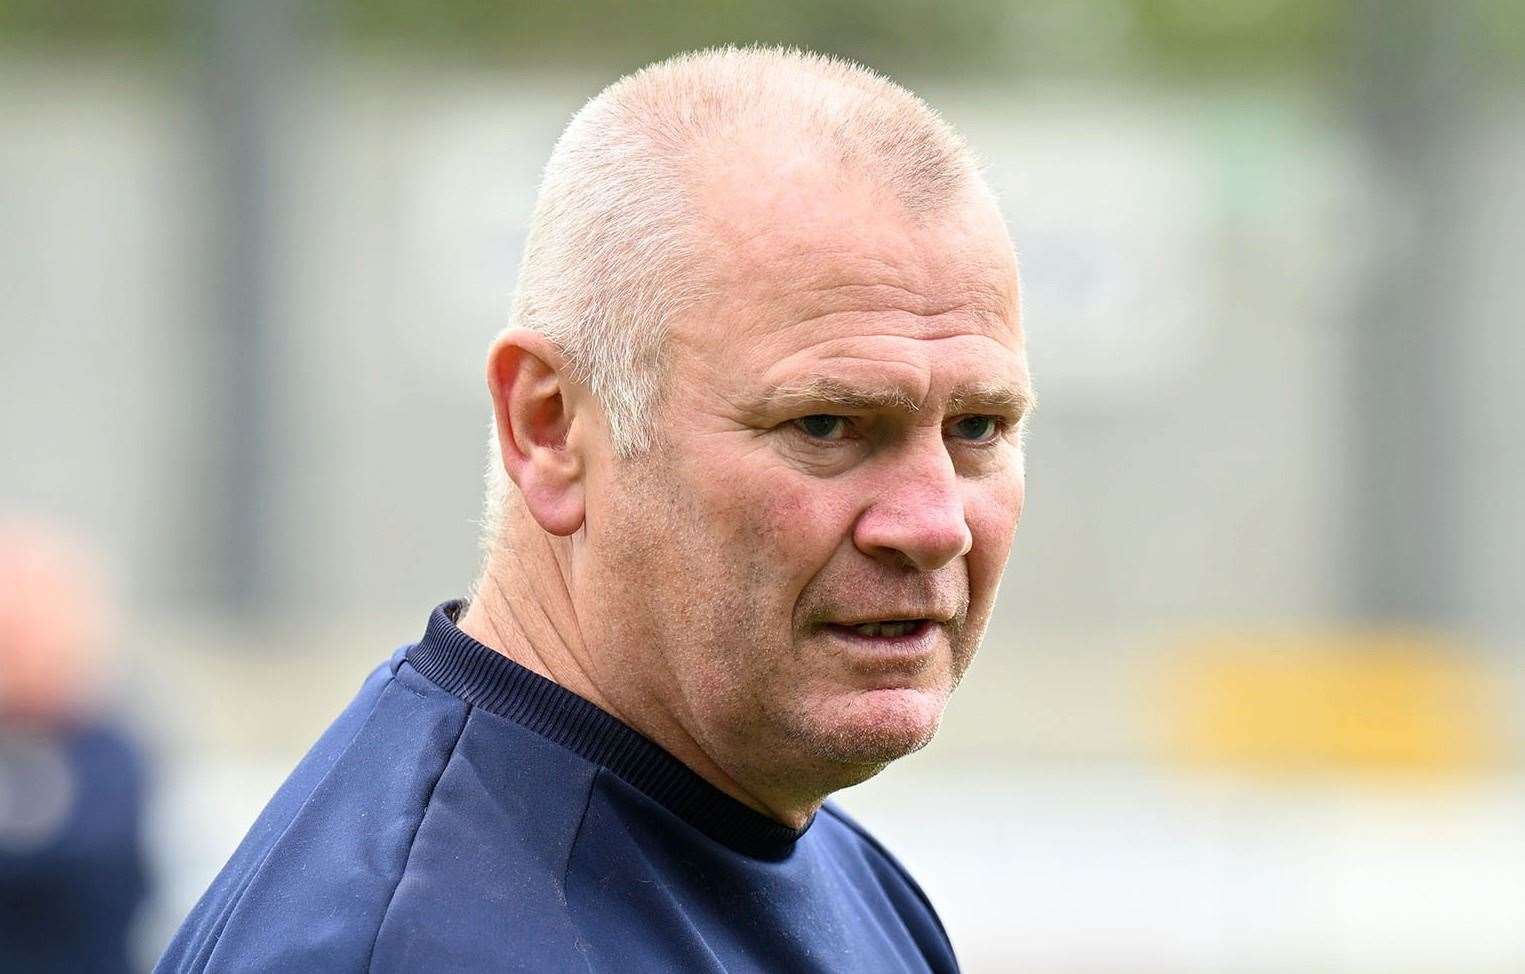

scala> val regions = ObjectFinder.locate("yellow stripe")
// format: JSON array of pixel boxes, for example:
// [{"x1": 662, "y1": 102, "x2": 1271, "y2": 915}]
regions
[{"x1": 1161, "y1": 630, "x2": 1498, "y2": 774}]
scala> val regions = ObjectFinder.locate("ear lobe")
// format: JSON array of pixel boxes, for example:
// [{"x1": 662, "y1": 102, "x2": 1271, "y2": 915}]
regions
[{"x1": 487, "y1": 330, "x2": 586, "y2": 537}]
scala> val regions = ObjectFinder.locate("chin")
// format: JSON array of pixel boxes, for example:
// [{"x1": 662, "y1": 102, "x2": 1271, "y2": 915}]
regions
[{"x1": 790, "y1": 687, "x2": 947, "y2": 768}]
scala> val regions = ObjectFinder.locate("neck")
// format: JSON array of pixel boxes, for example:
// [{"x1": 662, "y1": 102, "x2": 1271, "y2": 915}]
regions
[
  {"x1": 458, "y1": 529, "x2": 595, "y2": 705},
  {"x1": 458, "y1": 522, "x2": 819, "y2": 829}
]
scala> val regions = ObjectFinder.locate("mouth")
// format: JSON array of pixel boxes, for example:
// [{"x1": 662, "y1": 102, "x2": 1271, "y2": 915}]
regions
[
  {"x1": 821, "y1": 618, "x2": 944, "y2": 658},
  {"x1": 829, "y1": 619, "x2": 932, "y2": 639},
  {"x1": 819, "y1": 618, "x2": 942, "y2": 683}
]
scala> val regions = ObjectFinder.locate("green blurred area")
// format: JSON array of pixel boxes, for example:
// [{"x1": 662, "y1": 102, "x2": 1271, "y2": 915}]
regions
[{"x1": 2, "y1": 0, "x2": 1520, "y2": 81}]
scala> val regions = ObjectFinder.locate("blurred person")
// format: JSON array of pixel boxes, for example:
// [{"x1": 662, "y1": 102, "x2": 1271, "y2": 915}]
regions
[
  {"x1": 0, "y1": 518, "x2": 150, "y2": 974},
  {"x1": 159, "y1": 45, "x2": 1030, "y2": 973}
]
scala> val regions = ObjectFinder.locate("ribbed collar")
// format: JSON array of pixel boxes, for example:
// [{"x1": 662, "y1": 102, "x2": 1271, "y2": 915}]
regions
[{"x1": 406, "y1": 601, "x2": 811, "y2": 860}]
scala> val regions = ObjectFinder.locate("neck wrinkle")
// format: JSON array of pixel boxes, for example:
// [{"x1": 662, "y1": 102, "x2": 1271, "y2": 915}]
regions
[
  {"x1": 461, "y1": 539, "x2": 616, "y2": 722},
  {"x1": 461, "y1": 538, "x2": 815, "y2": 831}
]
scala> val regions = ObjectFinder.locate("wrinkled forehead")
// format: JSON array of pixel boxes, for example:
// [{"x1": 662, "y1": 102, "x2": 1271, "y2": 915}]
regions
[{"x1": 675, "y1": 162, "x2": 1023, "y2": 362}]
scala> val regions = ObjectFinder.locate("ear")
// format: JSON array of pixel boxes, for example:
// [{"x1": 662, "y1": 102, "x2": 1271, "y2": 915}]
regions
[{"x1": 486, "y1": 329, "x2": 586, "y2": 536}]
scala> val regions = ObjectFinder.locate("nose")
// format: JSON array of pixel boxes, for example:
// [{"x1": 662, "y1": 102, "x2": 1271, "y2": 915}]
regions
[{"x1": 852, "y1": 443, "x2": 973, "y2": 572}]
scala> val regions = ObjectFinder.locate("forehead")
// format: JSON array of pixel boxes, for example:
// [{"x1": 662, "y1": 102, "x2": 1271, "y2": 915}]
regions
[{"x1": 673, "y1": 163, "x2": 1027, "y2": 402}]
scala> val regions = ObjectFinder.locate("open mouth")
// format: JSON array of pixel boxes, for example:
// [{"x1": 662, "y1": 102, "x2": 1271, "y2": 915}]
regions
[{"x1": 827, "y1": 619, "x2": 932, "y2": 640}]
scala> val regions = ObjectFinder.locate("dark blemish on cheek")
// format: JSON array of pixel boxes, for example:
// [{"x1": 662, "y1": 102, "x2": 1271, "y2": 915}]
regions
[
  {"x1": 763, "y1": 482, "x2": 865, "y2": 552},
  {"x1": 761, "y1": 488, "x2": 807, "y2": 535},
  {"x1": 752, "y1": 482, "x2": 838, "y2": 553}
]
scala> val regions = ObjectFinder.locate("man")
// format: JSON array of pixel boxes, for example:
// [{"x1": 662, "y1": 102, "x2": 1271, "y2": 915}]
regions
[
  {"x1": 159, "y1": 45, "x2": 1031, "y2": 973},
  {"x1": 1, "y1": 519, "x2": 150, "y2": 974}
]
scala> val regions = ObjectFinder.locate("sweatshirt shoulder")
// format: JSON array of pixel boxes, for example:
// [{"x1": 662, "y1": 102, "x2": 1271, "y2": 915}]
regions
[
  {"x1": 155, "y1": 655, "x2": 469, "y2": 974},
  {"x1": 816, "y1": 802, "x2": 960, "y2": 969}
]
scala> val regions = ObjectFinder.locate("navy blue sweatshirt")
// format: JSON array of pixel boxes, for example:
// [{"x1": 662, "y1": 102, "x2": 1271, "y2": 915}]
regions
[
  {"x1": 1, "y1": 719, "x2": 148, "y2": 973},
  {"x1": 157, "y1": 602, "x2": 959, "y2": 973}
]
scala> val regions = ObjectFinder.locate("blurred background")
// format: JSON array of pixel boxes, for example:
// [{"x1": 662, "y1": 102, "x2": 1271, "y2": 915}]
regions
[{"x1": 2, "y1": 1, "x2": 1522, "y2": 970}]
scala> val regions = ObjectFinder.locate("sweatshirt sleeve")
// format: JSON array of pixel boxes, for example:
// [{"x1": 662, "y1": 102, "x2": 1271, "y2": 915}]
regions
[{"x1": 155, "y1": 662, "x2": 467, "y2": 974}]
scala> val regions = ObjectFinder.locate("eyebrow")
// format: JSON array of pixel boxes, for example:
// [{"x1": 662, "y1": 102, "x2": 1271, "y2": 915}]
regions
[
  {"x1": 948, "y1": 382, "x2": 1037, "y2": 423},
  {"x1": 760, "y1": 377, "x2": 918, "y2": 413},
  {"x1": 755, "y1": 376, "x2": 1036, "y2": 423}
]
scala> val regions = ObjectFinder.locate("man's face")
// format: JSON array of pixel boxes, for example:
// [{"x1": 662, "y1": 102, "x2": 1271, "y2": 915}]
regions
[{"x1": 576, "y1": 162, "x2": 1029, "y2": 793}]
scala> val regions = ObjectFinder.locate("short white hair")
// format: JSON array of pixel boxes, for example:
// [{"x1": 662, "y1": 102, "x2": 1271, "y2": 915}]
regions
[{"x1": 481, "y1": 45, "x2": 980, "y2": 547}]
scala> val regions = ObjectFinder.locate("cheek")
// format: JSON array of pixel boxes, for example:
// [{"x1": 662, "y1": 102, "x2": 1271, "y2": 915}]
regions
[
  {"x1": 966, "y1": 473, "x2": 1026, "y2": 590},
  {"x1": 706, "y1": 467, "x2": 859, "y2": 584}
]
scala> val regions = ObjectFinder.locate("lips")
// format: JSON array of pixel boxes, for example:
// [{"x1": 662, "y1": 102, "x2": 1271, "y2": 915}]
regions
[
  {"x1": 822, "y1": 618, "x2": 939, "y2": 643},
  {"x1": 842, "y1": 620, "x2": 924, "y2": 638},
  {"x1": 822, "y1": 607, "x2": 954, "y2": 633},
  {"x1": 802, "y1": 579, "x2": 966, "y2": 650},
  {"x1": 820, "y1": 619, "x2": 943, "y2": 676}
]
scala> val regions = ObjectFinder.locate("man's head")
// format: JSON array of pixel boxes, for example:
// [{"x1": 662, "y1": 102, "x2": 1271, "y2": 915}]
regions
[
  {"x1": 476, "y1": 47, "x2": 1030, "y2": 814},
  {"x1": 0, "y1": 518, "x2": 111, "y2": 725}
]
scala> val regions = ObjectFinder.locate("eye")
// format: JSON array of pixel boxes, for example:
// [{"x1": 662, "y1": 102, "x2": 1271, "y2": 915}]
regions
[
  {"x1": 793, "y1": 414, "x2": 850, "y2": 440},
  {"x1": 947, "y1": 415, "x2": 1003, "y2": 444}
]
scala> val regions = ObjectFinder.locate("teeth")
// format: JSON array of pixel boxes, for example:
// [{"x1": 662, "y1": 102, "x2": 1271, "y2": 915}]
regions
[{"x1": 852, "y1": 620, "x2": 917, "y2": 637}]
